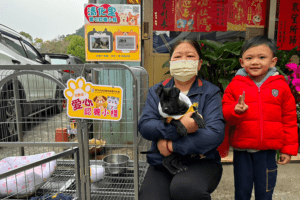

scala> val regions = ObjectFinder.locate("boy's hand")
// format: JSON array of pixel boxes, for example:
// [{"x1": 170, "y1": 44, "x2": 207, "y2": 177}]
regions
[
  {"x1": 277, "y1": 153, "x2": 291, "y2": 165},
  {"x1": 234, "y1": 91, "x2": 249, "y2": 114}
]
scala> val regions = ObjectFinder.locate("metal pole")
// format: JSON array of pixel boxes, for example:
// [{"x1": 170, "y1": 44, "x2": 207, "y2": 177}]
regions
[
  {"x1": 77, "y1": 120, "x2": 86, "y2": 200},
  {"x1": 74, "y1": 149, "x2": 82, "y2": 199},
  {"x1": 133, "y1": 78, "x2": 139, "y2": 200},
  {"x1": 268, "y1": 0, "x2": 277, "y2": 40},
  {"x1": 82, "y1": 120, "x2": 91, "y2": 200},
  {"x1": 13, "y1": 78, "x2": 24, "y2": 156}
]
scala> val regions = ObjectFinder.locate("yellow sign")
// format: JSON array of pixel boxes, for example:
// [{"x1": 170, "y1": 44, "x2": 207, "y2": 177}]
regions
[
  {"x1": 64, "y1": 77, "x2": 123, "y2": 121},
  {"x1": 85, "y1": 24, "x2": 140, "y2": 61}
]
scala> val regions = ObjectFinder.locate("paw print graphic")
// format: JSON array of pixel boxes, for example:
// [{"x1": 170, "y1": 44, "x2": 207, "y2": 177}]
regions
[
  {"x1": 64, "y1": 78, "x2": 93, "y2": 111},
  {"x1": 65, "y1": 78, "x2": 92, "y2": 101}
]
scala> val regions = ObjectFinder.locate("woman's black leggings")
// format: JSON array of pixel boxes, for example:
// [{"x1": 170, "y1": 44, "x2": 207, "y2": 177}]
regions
[{"x1": 138, "y1": 159, "x2": 223, "y2": 200}]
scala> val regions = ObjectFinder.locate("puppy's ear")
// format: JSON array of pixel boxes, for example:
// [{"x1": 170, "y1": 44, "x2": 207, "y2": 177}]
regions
[
  {"x1": 155, "y1": 86, "x2": 164, "y2": 97},
  {"x1": 170, "y1": 88, "x2": 180, "y2": 98}
]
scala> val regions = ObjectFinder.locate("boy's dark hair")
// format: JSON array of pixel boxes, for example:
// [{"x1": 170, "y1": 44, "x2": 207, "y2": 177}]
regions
[
  {"x1": 240, "y1": 35, "x2": 277, "y2": 57},
  {"x1": 170, "y1": 39, "x2": 202, "y2": 59}
]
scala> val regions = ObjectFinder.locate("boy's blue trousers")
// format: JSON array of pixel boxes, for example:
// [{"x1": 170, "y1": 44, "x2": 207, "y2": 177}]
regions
[{"x1": 233, "y1": 150, "x2": 277, "y2": 200}]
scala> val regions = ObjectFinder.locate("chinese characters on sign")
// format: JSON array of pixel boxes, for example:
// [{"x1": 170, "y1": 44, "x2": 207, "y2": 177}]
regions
[
  {"x1": 84, "y1": 4, "x2": 141, "y2": 61},
  {"x1": 277, "y1": 1, "x2": 300, "y2": 50},
  {"x1": 153, "y1": 1, "x2": 175, "y2": 30},
  {"x1": 195, "y1": 0, "x2": 212, "y2": 32},
  {"x1": 212, "y1": 0, "x2": 228, "y2": 32},
  {"x1": 85, "y1": 4, "x2": 118, "y2": 23},
  {"x1": 153, "y1": 0, "x2": 267, "y2": 32},
  {"x1": 64, "y1": 78, "x2": 123, "y2": 121}
]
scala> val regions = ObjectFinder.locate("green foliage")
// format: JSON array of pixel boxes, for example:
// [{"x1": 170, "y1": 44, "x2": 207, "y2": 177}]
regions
[
  {"x1": 275, "y1": 46, "x2": 298, "y2": 76},
  {"x1": 66, "y1": 35, "x2": 86, "y2": 63},
  {"x1": 34, "y1": 38, "x2": 43, "y2": 44},
  {"x1": 40, "y1": 36, "x2": 69, "y2": 54},
  {"x1": 198, "y1": 40, "x2": 245, "y2": 92},
  {"x1": 75, "y1": 26, "x2": 85, "y2": 38},
  {"x1": 20, "y1": 31, "x2": 33, "y2": 43}
]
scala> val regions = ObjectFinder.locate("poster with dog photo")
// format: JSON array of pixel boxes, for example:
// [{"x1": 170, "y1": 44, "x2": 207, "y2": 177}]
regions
[
  {"x1": 85, "y1": 24, "x2": 140, "y2": 61},
  {"x1": 84, "y1": 4, "x2": 140, "y2": 26},
  {"x1": 84, "y1": 4, "x2": 141, "y2": 61},
  {"x1": 88, "y1": 28, "x2": 113, "y2": 53}
]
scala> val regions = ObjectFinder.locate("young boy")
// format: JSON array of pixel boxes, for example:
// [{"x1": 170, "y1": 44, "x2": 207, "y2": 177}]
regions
[{"x1": 222, "y1": 35, "x2": 299, "y2": 200}]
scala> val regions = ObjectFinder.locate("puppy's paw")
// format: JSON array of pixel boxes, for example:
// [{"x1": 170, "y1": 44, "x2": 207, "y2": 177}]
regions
[
  {"x1": 196, "y1": 119, "x2": 206, "y2": 128},
  {"x1": 192, "y1": 112, "x2": 206, "y2": 128},
  {"x1": 177, "y1": 126, "x2": 188, "y2": 137}
]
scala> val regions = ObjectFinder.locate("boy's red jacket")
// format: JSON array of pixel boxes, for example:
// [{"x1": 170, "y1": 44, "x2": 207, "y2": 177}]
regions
[{"x1": 222, "y1": 75, "x2": 299, "y2": 156}]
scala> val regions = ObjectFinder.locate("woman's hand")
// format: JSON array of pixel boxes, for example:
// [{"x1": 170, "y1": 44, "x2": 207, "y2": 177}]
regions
[
  {"x1": 157, "y1": 139, "x2": 172, "y2": 157},
  {"x1": 180, "y1": 112, "x2": 199, "y2": 133},
  {"x1": 277, "y1": 153, "x2": 291, "y2": 165}
]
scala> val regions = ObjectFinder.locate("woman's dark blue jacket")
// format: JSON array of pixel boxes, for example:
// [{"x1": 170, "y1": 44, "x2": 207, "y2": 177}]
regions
[{"x1": 138, "y1": 77, "x2": 225, "y2": 166}]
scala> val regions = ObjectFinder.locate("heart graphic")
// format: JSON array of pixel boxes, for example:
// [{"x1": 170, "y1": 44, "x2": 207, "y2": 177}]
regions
[{"x1": 84, "y1": 4, "x2": 120, "y2": 23}]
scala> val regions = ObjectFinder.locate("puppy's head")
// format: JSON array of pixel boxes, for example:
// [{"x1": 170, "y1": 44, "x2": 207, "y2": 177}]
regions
[{"x1": 155, "y1": 86, "x2": 189, "y2": 115}]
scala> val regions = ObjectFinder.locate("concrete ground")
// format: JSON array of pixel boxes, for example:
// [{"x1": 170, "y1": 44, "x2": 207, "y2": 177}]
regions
[{"x1": 211, "y1": 162, "x2": 300, "y2": 200}]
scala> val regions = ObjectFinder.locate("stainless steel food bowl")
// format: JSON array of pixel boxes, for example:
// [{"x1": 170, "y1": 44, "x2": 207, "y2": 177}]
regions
[{"x1": 103, "y1": 154, "x2": 129, "y2": 174}]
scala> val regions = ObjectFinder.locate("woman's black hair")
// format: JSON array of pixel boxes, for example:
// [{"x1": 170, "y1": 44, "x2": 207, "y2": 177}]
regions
[
  {"x1": 240, "y1": 35, "x2": 277, "y2": 57},
  {"x1": 170, "y1": 39, "x2": 202, "y2": 59}
]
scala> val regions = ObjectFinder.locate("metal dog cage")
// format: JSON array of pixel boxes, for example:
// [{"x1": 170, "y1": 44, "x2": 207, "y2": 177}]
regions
[{"x1": 0, "y1": 64, "x2": 149, "y2": 200}]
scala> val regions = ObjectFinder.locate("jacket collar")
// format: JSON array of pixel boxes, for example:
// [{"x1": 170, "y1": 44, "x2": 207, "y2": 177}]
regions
[
  {"x1": 161, "y1": 77, "x2": 204, "y2": 96},
  {"x1": 233, "y1": 75, "x2": 286, "y2": 86}
]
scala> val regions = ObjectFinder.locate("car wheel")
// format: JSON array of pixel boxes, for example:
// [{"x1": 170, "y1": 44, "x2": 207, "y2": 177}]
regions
[
  {"x1": 0, "y1": 83, "x2": 25, "y2": 142},
  {"x1": 55, "y1": 86, "x2": 64, "y2": 114}
]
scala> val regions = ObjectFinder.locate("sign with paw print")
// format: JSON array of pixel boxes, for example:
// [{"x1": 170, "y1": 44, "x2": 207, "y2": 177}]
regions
[{"x1": 64, "y1": 77, "x2": 123, "y2": 121}]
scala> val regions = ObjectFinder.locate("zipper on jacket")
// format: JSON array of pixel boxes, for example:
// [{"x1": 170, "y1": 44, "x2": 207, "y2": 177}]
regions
[{"x1": 258, "y1": 87, "x2": 263, "y2": 148}]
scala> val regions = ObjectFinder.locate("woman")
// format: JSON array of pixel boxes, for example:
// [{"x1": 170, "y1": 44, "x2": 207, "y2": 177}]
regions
[{"x1": 138, "y1": 39, "x2": 225, "y2": 200}]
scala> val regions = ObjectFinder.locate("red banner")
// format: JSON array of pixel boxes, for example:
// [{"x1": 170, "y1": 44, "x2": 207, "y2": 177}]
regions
[
  {"x1": 153, "y1": 0, "x2": 175, "y2": 31},
  {"x1": 212, "y1": 0, "x2": 228, "y2": 32},
  {"x1": 154, "y1": 0, "x2": 229, "y2": 32},
  {"x1": 227, "y1": 0, "x2": 248, "y2": 31},
  {"x1": 153, "y1": 0, "x2": 267, "y2": 32},
  {"x1": 246, "y1": 0, "x2": 268, "y2": 28},
  {"x1": 277, "y1": 0, "x2": 300, "y2": 50},
  {"x1": 176, "y1": 0, "x2": 201, "y2": 32}
]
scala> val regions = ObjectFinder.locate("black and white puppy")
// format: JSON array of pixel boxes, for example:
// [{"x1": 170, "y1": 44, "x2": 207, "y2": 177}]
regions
[
  {"x1": 142, "y1": 86, "x2": 206, "y2": 175},
  {"x1": 156, "y1": 86, "x2": 206, "y2": 137}
]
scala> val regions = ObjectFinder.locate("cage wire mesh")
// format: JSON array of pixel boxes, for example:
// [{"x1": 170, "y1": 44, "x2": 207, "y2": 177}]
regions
[
  {"x1": 0, "y1": 64, "x2": 150, "y2": 200},
  {"x1": 85, "y1": 64, "x2": 149, "y2": 200},
  {"x1": 0, "y1": 65, "x2": 82, "y2": 200}
]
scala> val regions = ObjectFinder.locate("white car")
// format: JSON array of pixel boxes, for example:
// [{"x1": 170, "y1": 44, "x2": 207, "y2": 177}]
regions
[{"x1": 0, "y1": 24, "x2": 64, "y2": 141}]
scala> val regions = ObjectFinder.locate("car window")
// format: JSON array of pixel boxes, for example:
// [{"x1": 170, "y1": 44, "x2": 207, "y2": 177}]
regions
[
  {"x1": 1, "y1": 32, "x2": 27, "y2": 58},
  {"x1": 51, "y1": 58, "x2": 68, "y2": 64},
  {"x1": 22, "y1": 41, "x2": 43, "y2": 63},
  {"x1": 74, "y1": 58, "x2": 83, "y2": 64}
]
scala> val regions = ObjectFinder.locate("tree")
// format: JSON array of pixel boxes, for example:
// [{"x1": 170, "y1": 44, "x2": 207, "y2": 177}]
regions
[
  {"x1": 20, "y1": 31, "x2": 33, "y2": 43},
  {"x1": 75, "y1": 26, "x2": 84, "y2": 38},
  {"x1": 66, "y1": 35, "x2": 86, "y2": 62},
  {"x1": 33, "y1": 38, "x2": 44, "y2": 50},
  {"x1": 40, "y1": 36, "x2": 69, "y2": 54}
]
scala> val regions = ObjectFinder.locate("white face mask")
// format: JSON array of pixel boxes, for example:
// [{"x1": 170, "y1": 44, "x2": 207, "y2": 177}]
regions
[{"x1": 170, "y1": 60, "x2": 199, "y2": 82}]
